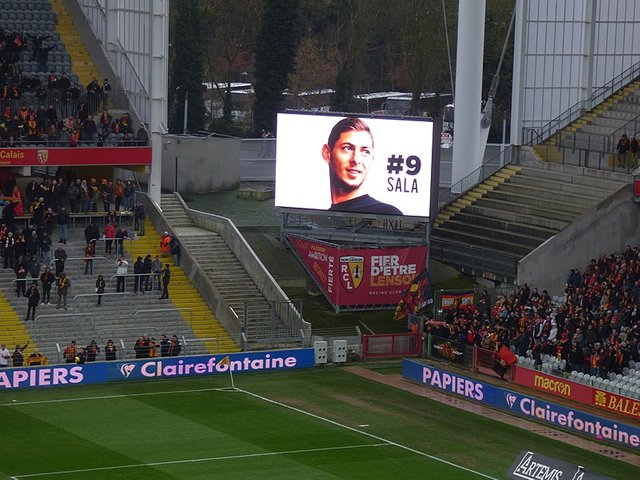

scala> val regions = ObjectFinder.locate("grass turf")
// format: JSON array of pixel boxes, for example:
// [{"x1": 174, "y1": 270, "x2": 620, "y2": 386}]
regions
[{"x1": 2, "y1": 368, "x2": 638, "y2": 479}]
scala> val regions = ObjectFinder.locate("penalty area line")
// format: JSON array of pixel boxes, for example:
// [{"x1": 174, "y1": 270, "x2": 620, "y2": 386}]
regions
[
  {"x1": 9, "y1": 443, "x2": 389, "y2": 478},
  {"x1": 237, "y1": 387, "x2": 499, "y2": 480}
]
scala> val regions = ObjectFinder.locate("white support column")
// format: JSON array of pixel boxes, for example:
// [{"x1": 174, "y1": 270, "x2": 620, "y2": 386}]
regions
[
  {"x1": 451, "y1": 0, "x2": 486, "y2": 189},
  {"x1": 580, "y1": 0, "x2": 597, "y2": 111},
  {"x1": 148, "y1": 0, "x2": 169, "y2": 205},
  {"x1": 510, "y1": 0, "x2": 527, "y2": 145}
]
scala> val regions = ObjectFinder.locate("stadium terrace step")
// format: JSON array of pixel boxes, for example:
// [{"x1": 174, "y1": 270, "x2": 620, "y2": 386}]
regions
[
  {"x1": 49, "y1": 0, "x2": 99, "y2": 86},
  {"x1": 432, "y1": 227, "x2": 537, "y2": 257},
  {"x1": 124, "y1": 219, "x2": 239, "y2": 354},
  {"x1": 482, "y1": 189, "x2": 593, "y2": 214},
  {"x1": 0, "y1": 221, "x2": 234, "y2": 361},
  {"x1": 464, "y1": 205, "x2": 570, "y2": 231},
  {"x1": 472, "y1": 196, "x2": 582, "y2": 222},
  {"x1": 432, "y1": 159, "x2": 627, "y2": 280},
  {"x1": 0, "y1": 291, "x2": 33, "y2": 349},
  {"x1": 160, "y1": 193, "x2": 291, "y2": 346},
  {"x1": 451, "y1": 213, "x2": 557, "y2": 238}
]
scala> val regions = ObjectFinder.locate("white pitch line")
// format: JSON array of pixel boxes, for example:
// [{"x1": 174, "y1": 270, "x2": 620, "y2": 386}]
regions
[
  {"x1": 1, "y1": 386, "x2": 230, "y2": 407},
  {"x1": 10, "y1": 443, "x2": 389, "y2": 478},
  {"x1": 237, "y1": 388, "x2": 499, "y2": 480}
]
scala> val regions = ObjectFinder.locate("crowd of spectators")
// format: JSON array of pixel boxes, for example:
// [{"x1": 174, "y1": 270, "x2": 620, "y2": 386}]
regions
[
  {"x1": 426, "y1": 246, "x2": 640, "y2": 381},
  {"x1": 1, "y1": 27, "x2": 148, "y2": 148},
  {"x1": 60, "y1": 334, "x2": 182, "y2": 364}
]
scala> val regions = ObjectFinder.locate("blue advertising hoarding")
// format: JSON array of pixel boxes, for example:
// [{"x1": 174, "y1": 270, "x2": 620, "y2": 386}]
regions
[
  {"x1": 402, "y1": 359, "x2": 640, "y2": 450},
  {"x1": 0, "y1": 349, "x2": 315, "y2": 390}
]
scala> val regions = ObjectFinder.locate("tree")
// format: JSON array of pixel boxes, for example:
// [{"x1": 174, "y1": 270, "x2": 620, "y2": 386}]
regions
[
  {"x1": 252, "y1": 0, "x2": 300, "y2": 135},
  {"x1": 169, "y1": 0, "x2": 207, "y2": 133},
  {"x1": 200, "y1": 0, "x2": 259, "y2": 134}
]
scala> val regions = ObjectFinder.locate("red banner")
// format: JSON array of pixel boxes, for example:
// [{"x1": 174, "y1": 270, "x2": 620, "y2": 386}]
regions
[
  {"x1": 513, "y1": 366, "x2": 640, "y2": 421},
  {"x1": 441, "y1": 291, "x2": 474, "y2": 310},
  {"x1": 0, "y1": 147, "x2": 151, "y2": 166},
  {"x1": 288, "y1": 235, "x2": 427, "y2": 307}
]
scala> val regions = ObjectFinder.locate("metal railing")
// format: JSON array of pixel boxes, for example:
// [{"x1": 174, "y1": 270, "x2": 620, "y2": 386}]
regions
[
  {"x1": 438, "y1": 145, "x2": 514, "y2": 209},
  {"x1": 34, "y1": 312, "x2": 95, "y2": 339},
  {"x1": 72, "y1": 291, "x2": 131, "y2": 305},
  {"x1": 429, "y1": 238, "x2": 519, "y2": 283},
  {"x1": 182, "y1": 337, "x2": 220, "y2": 355}
]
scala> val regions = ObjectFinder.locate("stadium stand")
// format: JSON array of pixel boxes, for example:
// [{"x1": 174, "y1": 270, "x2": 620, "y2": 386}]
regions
[{"x1": 431, "y1": 247, "x2": 640, "y2": 400}]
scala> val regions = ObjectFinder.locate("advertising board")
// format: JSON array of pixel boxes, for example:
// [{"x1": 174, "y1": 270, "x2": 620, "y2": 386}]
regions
[
  {"x1": 0, "y1": 349, "x2": 315, "y2": 390},
  {"x1": 0, "y1": 146, "x2": 151, "y2": 166},
  {"x1": 507, "y1": 450, "x2": 612, "y2": 480},
  {"x1": 275, "y1": 112, "x2": 435, "y2": 218},
  {"x1": 513, "y1": 366, "x2": 640, "y2": 421},
  {"x1": 288, "y1": 235, "x2": 427, "y2": 307},
  {"x1": 402, "y1": 359, "x2": 640, "y2": 450}
]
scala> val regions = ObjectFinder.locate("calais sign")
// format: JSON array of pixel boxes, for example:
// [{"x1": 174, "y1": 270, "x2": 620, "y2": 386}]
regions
[
  {"x1": 0, "y1": 147, "x2": 151, "y2": 166},
  {"x1": 0, "y1": 349, "x2": 314, "y2": 390},
  {"x1": 403, "y1": 359, "x2": 640, "y2": 450}
]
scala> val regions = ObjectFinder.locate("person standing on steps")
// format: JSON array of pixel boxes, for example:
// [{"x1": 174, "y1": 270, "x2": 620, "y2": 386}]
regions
[
  {"x1": 134, "y1": 202, "x2": 146, "y2": 236},
  {"x1": 169, "y1": 236, "x2": 181, "y2": 267},
  {"x1": 142, "y1": 254, "x2": 152, "y2": 292},
  {"x1": 133, "y1": 256, "x2": 143, "y2": 294},
  {"x1": 160, "y1": 231, "x2": 170, "y2": 258},
  {"x1": 115, "y1": 226, "x2": 129, "y2": 256},
  {"x1": 84, "y1": 242, "x2": 95, "y2": 275},
  {"x1": 57, "y1": 206, "x2": 69, "y2": 244},
  {"x1": 116, "y1": 256, "x2": 128, "y2": 292},
  {"x1": 151, "y1": 255, "x2": 163, "y2": 290},
  {"x1": 95, "y1": 274, "x2": 106, "y2": 306},
  {"x1": 54, "y1": 245, "x2": 67, "y2": 276},
  {"x1": 56, "y1": 272, "x2": 70, "y2": 309},
  {"x1": 26, "y1": 282, "x2": 40, "y2": 321},
  {"x1": 159, "y1": 264, "x2": 171, "y2": 300},
  {"x1": 40, "y1": 266, "x2": 55, "y2": 305}
]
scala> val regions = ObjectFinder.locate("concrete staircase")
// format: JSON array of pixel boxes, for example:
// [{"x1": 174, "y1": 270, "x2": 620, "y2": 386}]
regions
[
  {"x1": 49, "y1": 0, "x2": 99, "y2": 85},
  {"x1": 432, "y1": 161, "x2": 627, "y2": 281},
  {"x1": 161, "y1": 194, "x2": 286, "y2": 343},
  {"x1": 536, "y1": 80, "x2": 640, "y2": 161},
  {"x1": 125, "y1": 220, "x2": 240, "y2": 354},
  {"x1": 0, "y1": 290, "x2": 35, "y2": 357},
  {"x1": 0, "y1": 221, "x2": 223, "y2": 363}
]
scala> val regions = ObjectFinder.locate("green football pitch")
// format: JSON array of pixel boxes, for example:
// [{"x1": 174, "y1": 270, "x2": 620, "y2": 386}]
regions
[{"x1": 1, "y1": 367, "x2": 637, "y2": 479}]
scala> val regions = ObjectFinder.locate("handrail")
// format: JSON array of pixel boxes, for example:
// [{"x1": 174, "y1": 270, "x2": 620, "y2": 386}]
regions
[
  {"x1": 438, "y1": 146, "x2": 514, "y2": 209},
  {"x1": 72, "y1": 292, "x2": 131, "y2": 303},
  {"x1": 533, "y1": 58, "x2": 640, "y2": 144},
  {"x1": 49, "y1": 256, "x2": 109, "y2": 267},
  {"x1": 10, "y1": 278, "x2": 34, "y2": 296}
]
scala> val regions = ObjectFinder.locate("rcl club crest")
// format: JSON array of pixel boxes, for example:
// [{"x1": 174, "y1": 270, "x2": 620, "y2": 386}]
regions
[
  {"x1": 339, "y1": 255, "x2": 364, "y2": 292},
  {"x1": 37, "y1": 150, "x2": 49, "y2": 164}
]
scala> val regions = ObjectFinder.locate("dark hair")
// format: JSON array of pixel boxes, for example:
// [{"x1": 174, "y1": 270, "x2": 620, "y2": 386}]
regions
[{"x1": 327, "y1": 117, "x2": 372, "y2": 150}]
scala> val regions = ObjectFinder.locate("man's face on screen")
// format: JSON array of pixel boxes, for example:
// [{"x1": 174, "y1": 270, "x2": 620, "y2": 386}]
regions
[{"x1": 324, "y1": 130, "x2": 373, "y2": 193}]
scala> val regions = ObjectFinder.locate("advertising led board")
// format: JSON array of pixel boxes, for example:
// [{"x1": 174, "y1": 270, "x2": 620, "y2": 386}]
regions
[
  {"x1": 288, "y1": 235, "x2": 427, "y2": 307},
  {"x1": 402, "y1": 359, "x2": 640, "y2": 450},
  {"x1": 275, "y1": 113, "x2": 435, "y2": 217},
  {"x1": 0, "y1": 349, "x2": 315, "y2": 390}
]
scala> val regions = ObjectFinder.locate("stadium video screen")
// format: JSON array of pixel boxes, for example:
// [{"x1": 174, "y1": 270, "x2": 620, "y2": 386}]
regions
[{"x1": 275, "y1": 113, "x2": 435, "y2": 218}]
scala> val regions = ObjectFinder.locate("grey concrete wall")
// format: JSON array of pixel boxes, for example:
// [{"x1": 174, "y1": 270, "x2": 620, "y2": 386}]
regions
[
  {"x1": 137, "y1": 192, "x2": 243, "y2": 345},
  {"x1": 162, "y1": 135, "x2": 240, "y2": 194},
  {"x1": 518, "y1": 185, "x2": 640, "y2": 296}
]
